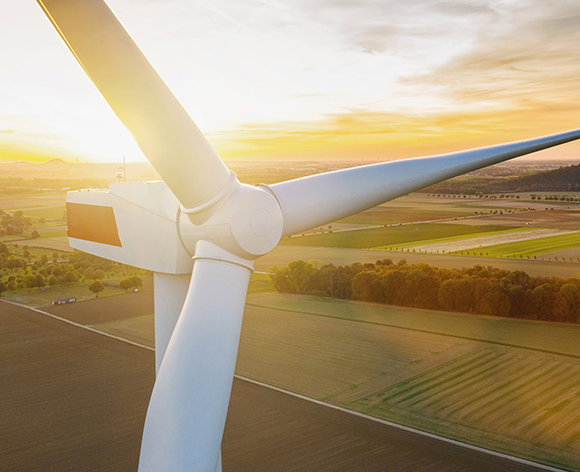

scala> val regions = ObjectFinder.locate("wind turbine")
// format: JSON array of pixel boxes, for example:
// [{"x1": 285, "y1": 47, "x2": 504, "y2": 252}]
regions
[{"x1": 36, "y1": 1, "x2": 580, "y2": 471}]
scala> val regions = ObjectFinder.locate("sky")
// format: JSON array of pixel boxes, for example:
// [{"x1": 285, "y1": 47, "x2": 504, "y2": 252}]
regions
[{"x1": 1, "y1": 0, "x2": 579, "y2": 163}]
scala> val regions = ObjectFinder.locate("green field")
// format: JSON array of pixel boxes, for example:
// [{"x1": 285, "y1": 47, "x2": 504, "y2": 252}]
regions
[
  {"x1": 282, "y1": 223, "x2": 510, "y2": 249},
  {"x1": 452, "y1": 232, "x2": 580, "y2": 258},
  {"x1": 39, "y1": 230, "x2": 67, "y2": 238},
  {"x1": 22, "y1": 206, "x2": 66, "y2": 220},
  {"x1": 373, "y1": 226, "x2": 534, "y2": 250},
  {"x1": 353, "y1": 347, "x2": 580, "y2": 468},
  {"x1": 242, "y1": 294, "x2": 580, "y2": 469},
  {"x1": 91, "y1": 315, "x2": 153, "y2": 347},
  {"x1": 247, "y1": 272, "x2": 274, "y2": 294},
  {"x1": 13, "y1": 237, "x2": 71, "y2": 252},
  {"x1": 246, "y1": 293, "x2": 580, "y2": 358}
]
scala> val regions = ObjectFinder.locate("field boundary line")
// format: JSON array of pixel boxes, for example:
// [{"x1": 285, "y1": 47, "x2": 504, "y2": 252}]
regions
[
  {"x1": 234, "y1": 375, "x2": 568, "y2": 472},
  {"x1": 3, "y1": 299, "x2": 569, "y2": 472},
  {"x1": 246, "y1": 301, "x2": 580, "y2": 359},
  {"x1": 0, "y1": 299, "x2": 155, "y2": 352}
]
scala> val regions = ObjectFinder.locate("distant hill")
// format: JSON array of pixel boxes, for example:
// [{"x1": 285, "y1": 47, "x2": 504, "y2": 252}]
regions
[
  {"x1": 424, "y1": 164, "x2": 580, "y2": 194},
  {"x1": 495, "y1": 164, "x2": 580, "y2": 192}
]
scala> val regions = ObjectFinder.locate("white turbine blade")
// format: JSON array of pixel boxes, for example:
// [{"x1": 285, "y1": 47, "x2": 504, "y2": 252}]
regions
[
  {"x1": 269, "y1": 129, "x2": 580, "y2": 236},
  {"x1": 36, "y1": 0, "x2": 232, "y2": 210},
  {"x1": 139, "y1": 242, "x2": 252, "y2": 472}
]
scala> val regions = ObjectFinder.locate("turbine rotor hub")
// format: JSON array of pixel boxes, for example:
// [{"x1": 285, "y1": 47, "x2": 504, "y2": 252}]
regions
[{"x1": 179, "y1": 181, "x2": 283, "y2": 260}]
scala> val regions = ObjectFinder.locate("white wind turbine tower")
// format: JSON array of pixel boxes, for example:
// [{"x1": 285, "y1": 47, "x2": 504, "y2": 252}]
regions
[{"x1": 36, "y1": 1, "x2": 580, "y2": 471}]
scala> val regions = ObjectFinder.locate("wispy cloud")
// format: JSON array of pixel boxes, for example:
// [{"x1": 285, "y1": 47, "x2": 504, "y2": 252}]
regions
[{"x1": 2, "y1": 1, "x2": 578, "y2": 162}]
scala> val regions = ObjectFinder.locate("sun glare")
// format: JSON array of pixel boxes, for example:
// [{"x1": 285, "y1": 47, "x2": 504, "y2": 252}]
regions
[{"x1": 1, "y1": 1, "x2": 579, "y2": 163}]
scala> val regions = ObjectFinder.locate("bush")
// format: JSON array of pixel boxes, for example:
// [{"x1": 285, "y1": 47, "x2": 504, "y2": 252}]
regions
[
  {"x1": 89, "y1": 280, "x2": 105, "y2": 297},
  {"x1": 119, "y1": 276, "x2": 143, "y2": 292}
]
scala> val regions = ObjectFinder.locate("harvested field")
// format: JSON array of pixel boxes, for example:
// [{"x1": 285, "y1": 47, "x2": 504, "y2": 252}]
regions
[
  {"x1": 339, "y1": 207, "x2": 468, "y2": 225},
  {"x1": 455, "y1": 209, "x2": 580, "y2": 230},
  {"x1": 0, "y1": 301, "x2": 154, "y2": 471},
  {"x1": 542, "y1": 247, "x2": 580, "y2": 260},
  {"x1": 2, "y1": 302, "x2": 540, "y2": 472}
]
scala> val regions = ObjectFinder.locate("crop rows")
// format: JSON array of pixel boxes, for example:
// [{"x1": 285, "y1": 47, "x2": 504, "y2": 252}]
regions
[{"x1": 354, "y1": 347, "x2": 580, "y2": 469}]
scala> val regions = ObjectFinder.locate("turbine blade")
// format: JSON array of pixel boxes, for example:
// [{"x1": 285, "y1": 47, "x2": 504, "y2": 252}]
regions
[
  {"x1": 139, "y1": 242, "x2": 252, "y2": 472},
  {"x1": 36, "y1": 0, "x2": 232, "y2": 210},
  {"x1": 268, "y1": 129, "x2": 580, "y2": 236}
]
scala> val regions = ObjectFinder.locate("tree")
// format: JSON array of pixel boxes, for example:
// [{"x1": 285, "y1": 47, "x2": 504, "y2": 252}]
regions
[
  {"x1": 352, "y1": 271, "x2": 382, "y2": 302},
  {"x1": 402, "y1": 268, "x2": 440, "y2": 309},
  {"x1": 129, "y1": 276, "x2": 142, "y2": 289},
  {"x1": 479, "y1": 283, "x2": 510, "y2": 316},
  {"x1": 560, "y1": 284, "x2": 580, "y2": 323},
  {"x1": 119, "y1": 275, "x2": 143, "y2": 292},
  {"x1": 31, "y1": 230, "x2": 40, "y2": 239},
  {"x1": 0, "y1": 281, "x2": 6, "y2": 296},
  {"x1": 63, "y1": 271, "x2": 78, "y2": 284},
  {"x1": 269, "y1": 265, "x2": 292, "y2": 293},
  {"x1": 89, "y1": 280, "x2": 105, "y2": 297},
  {"x1": 438, "y1": 279, "x2": 472, "y2": 313},
  {"x1": 529, "y1": 284, "x2": 554, "y2": 320},
  {"x1": 33, "y1": 274, "x2": 46, "y2": 288},
  {"x1": 119, "y1": 278, "x2": 132, "y2": 292},
  {"x1": 286, "y1": 260, "x2": 316, "y2": 293}
]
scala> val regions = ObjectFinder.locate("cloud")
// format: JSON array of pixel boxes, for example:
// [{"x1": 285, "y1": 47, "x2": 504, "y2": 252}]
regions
[
  {"x1": 212, "y1": 105, "x2": 580, "y2": 162},
  {"x1": 290, "y1": 0, "x2": 496, "y2": 54},
  {"x1": 407, "y1": 1, "x2": 580, "y2": 112}
]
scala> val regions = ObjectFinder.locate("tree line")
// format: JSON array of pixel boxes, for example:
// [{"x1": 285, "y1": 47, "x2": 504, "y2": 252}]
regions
[
  {"x1": 269, "y1": 259, "x2": 580, "y2": 323},
  {"x1": 0, "y1": 242, "x2": 143, "y2": 295}
]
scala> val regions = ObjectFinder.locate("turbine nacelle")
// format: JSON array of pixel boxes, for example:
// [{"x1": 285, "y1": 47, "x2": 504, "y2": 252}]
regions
[{"x1": 67, "y1": 179, "x2": 284, "y2": 273}]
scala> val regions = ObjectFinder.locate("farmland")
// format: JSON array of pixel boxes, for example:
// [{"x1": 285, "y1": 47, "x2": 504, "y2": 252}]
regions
[
  {"x1": 353, "y1": 347, "x2": 580, "y2": 468},
  {"x1": 376, "y1": 226, "x2": 534, "y2": 250},
  {"x1": 282, "y1": 223, "x2": 510, "y2": 249},
  {"x1": 258, "y1": 245, "x2": 580, "y2": 279},
  {"x1": 277, "y1": 189, "x2": 580, "y2": 262},
  {"x1": 452, "y1": 231, "x2": 580, "y2": 259},
  {"x1": 235, "y1": 295, "x2": 580, "y2": 469},
  {"x1": 0, "y1": 190, "x2": 70, "y2": 252},
  {"x1": 49, "y1": 289, "x2": 580, "y2": 470},
  {"x1": 4, "y1": 302, "x2": 539, "y2": 472}
]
